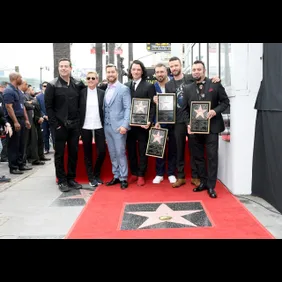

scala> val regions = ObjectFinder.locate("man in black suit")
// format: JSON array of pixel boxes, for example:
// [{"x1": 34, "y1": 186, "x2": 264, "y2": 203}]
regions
[
  {"x1": 79, "y1": 71, "x2": 106, "y2": 187},
  {"x1": 124, "y1": 60, "x2": 156, "y2": 186},
  {"x1": 183, "y1": 60, "x2": 230, "y2": 198}
]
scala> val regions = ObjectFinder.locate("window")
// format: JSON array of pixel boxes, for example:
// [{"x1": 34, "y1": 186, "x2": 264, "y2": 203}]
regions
[
  {"x1": 192, "y1": 43, "x2": 199, "y2": 63},
  {"x1": 220, "y1": 43, "x2": 232, "y2": 87},
  {"x1": 208, "y1": 43, "x2": 219, "y2": 78}
]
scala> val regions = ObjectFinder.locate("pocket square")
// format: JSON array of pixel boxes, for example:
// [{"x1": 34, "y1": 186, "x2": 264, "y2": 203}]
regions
[{"x1": 208, "y1": 88, "x2": 213, "y2": 92}]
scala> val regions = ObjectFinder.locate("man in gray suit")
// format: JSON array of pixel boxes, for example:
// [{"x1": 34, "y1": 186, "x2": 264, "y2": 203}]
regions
[{"x1": 104, "y1": 64, "x2": 131, "y2": 189}]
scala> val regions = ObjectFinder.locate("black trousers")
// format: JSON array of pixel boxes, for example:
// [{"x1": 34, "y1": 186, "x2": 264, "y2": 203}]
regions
[
  {"x1": 174, "y1": 123, "x2": 187, "y2": 179},
  {"x1": 81, "y1": 128, "x2": 106, "y2": 182},
  {"x1": 193, "y1": 133, "x2": 219, "y2": 189},
  {"x1": 7, "y1": 118, "x2": 25, "y2": 171},
  {"x1": 53, "y1": 124, "x2": 80, "y2": 184},
  {"x1": 23, "y1": 121, "x2": 39, "y2": 163},
  {"x1": 155, "y1": 124, "x2": 177, "y2": 176},
  {"x1": 127, "y1": 126, "x2": 149, "y2": 177},
  {"x1": 34, "y1": 122, "x2": 44, "y2": 160},
  {"x1": 187, "y1": 134, "x2": 199, "y2": 179}
]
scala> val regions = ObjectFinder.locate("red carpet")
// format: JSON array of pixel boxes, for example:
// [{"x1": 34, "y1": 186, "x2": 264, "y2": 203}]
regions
[
  {"x1": 65, "y1": 140, "x2": 192, "y2": 183},
  {"x1": 65, "y1": 180, "x2": 275, "y2": 239}
]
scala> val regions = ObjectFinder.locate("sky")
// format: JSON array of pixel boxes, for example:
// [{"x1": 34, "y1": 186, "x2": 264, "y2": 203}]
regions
[{"x1": 0, "y1": 43, "x2": 173, "y2": 82}]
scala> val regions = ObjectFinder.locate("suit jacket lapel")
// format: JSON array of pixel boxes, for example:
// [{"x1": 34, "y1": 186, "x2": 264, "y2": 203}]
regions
[
  {"x1": 108, "y1": 83, "x2": 120, "y2": 107},
  {"x1": 204, "y1": 78, "x2": 212, "y2": 101},
  {"x1": 191, "y1": 83, "x2": 198, "y2": 101}
]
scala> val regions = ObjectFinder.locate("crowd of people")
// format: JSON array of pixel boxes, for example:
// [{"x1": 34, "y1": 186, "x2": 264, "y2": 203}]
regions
[{"x1": 0, "y1": 77, "x2": 52, "y2": 183}]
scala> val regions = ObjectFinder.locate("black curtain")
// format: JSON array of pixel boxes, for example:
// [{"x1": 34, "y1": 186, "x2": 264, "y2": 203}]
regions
[{"x1": 252, "y1": 43, "x2": 282, "y2": 213}]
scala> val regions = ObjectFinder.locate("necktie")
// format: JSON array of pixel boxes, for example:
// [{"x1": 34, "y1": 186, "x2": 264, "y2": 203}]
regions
[{"x1": 132, "y1": 82, "x2": 136, "y2": 91}]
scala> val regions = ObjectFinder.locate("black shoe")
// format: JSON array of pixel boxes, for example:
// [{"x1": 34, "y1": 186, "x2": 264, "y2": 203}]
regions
[
  {"x1": 40, "y1": 157, "x2": 51, "y2": 161},
  {"x1": 32, "y1": 160, "x2": 45, "y2": 165},
  {"x1": 10, "y1": 169, "x2": 24, "y2": 174},
  {"x1": 120, "y1": 180, "x2": 128, "y2": 189},
  {"x1": 193, "y1": 182, "x2": 207, "y2": 192},
  {"x1": 208, "y1": 188, "x2": 217, "y2": 198},
  {"x1": 58, "y1": 182, "x2": 71, "y2": 192},
  {"x1": 95, "y1": 176, "x2": 104, "y2": 185},
  {"x1": 89, "y1": 179, "x2": 98, "y2": 187},
  {"x1": 19, "y1": 166, "x2": 33, "y2": 171},
  {"x1": 1, "y1": 158, "x2": 8, "y2": 162},
  {"x1": 67, "y1": 180, "x2": 82, "y2": 189},
  {"x1": 106, "y1": 178, "x2": 120, "y2": 186}
]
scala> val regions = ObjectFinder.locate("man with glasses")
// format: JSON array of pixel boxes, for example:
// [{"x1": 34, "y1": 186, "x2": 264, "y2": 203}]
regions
[
  {"x1": 45, "y1": 58, "x2": 85, "y2": 192},
  {"x1": 79, "y1": 71, "x2": 106, "y2": 187},
  {"x1": 36, "y1": 81, "x2": 54, "y2": 154}
]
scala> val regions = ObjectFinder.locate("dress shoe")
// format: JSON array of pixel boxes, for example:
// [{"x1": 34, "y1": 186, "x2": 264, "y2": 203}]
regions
[
  {"x1": 10, "y1": 169, "x2": 24, "y2": 174},
  {"x1": 193, "y1": 182, "x2": 207, "y2": 192},
  {"x1": 58, "y1": 182, "x2": 71, "y2": 192},
  {"x1": 19, "y1": 166, "x2": 33, "y2": 171},
  {"x1": 67, "y1": 180, "x2": 82, "y2": 189},
  {"x1": 137, "y1": 176, "x2": 145, "y2": 186},
  {"x1": 89, "y1": 179, "x2": 98, "y2": 187},
  {"x1": 106, "y1": 178, "x2": 120, "y2": 186},
  {"x1": 208, "y1": 188, "x2": 217, "y2": 198},
  {"x1": 95, "y1": 176, "x2": 104, "y2": 184},
  {"x1": 40, "y1": 157, "x2": 51, "y2": 161},
  {"x1": 191, "y1": 178, "x2": 200, "y2": 186},
  {"x1": 32, "y1": 160, "x2": 45, "y2": 165},
  {"x1": 120, "y1": 180, "x2": 128, "y2": 189},
  {"x1": 172, "y1": 178, "x2": 186, "y2": 188}
]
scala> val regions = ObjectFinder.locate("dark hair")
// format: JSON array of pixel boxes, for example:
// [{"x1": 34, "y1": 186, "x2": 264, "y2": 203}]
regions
[
  {"x1": 154, "y1": 63, "x2": 167, "y2": 70},
  {"x1": 58, "y1": 58, "x2": 72, "y2": 67},
  {"x1": 127, "y1": 60, "x2": 147, "y2": 80},
  {"x1": 193, "y1": 60, "x2": 206, "y2": 69},
  {"x1": 42, "y1": 81, "x2": 48, "y2": 85},
  {"x1": 169, "y1": 56, "x2": 181, "y2": 63}
]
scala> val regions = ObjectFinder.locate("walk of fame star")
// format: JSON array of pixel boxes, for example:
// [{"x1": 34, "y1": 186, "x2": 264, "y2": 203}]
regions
[
  {"x1": 134, "y1": 101, "x2": 147, "y2": 113},
  {"x1": 60, "y1": 189, "x2": 93, "y2": 202},
  {"x1": 126, "y1": 203, "x2": 202, "y2": 229},
  {"x1": 194, "y1": 105, "x2": 207, "y2": 119},
  {"x1": 152, "y1": 131, "x2": 164, "y2": 144}
]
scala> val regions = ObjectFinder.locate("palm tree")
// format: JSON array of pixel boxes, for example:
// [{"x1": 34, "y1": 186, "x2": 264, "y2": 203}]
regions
[
  {"x1": 53, "y1": 43, "x2": 71, "y2": 78},
  {"x1": 95, "y1": 43, "x2": 103, "y2": 79}
]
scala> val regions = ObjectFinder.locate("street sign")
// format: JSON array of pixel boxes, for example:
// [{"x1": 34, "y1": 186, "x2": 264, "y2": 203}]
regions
[{"x1": 146, "y1": 43, "x2": 171, "y2": 52}]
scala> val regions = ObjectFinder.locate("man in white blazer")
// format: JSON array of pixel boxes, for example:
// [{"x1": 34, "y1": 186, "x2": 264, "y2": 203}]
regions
[{"x1": 104, "y1": 64, "x2": 131, "y2": 189}]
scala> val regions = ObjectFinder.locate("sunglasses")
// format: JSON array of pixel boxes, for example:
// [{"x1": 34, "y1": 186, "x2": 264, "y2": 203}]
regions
[
  {"x1": 42, "y1": 85, "x2": 47, "y2": 87},
  {"x1": 87, "y1": 77, "x2": 96, "y2": 80}
]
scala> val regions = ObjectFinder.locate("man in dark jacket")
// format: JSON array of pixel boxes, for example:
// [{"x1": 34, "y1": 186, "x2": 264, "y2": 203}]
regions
[
  {"x1": 184, "y1": 60, "x2": 230, "y2": 198},
  {"x1": 45, "y1": 58, "x2": 85, "y2": 192}
]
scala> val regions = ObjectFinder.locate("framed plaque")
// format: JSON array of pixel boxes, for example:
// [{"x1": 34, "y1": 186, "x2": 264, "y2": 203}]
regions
[
  {"x1": 130, "y1": 98, "x2": 151, "y2": 126},
  {"x1": 190, "y1": 101, "x2": 211, "y2": 134},
  {"x1": 145, "y1": 127, "x2": 168, "y2": 158},
  {"x1": 156, "y1": 93, "x2": 176, "y2": 124}
]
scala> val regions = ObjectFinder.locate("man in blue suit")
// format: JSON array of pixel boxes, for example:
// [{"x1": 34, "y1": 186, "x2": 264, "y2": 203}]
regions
[{"x1": 104, "y1": 64, "x2": 131, "y2": 189}]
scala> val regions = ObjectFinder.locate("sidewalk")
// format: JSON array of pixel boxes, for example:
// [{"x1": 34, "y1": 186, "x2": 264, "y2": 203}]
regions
[{"x1": 0, "y1": 154, "x2": 282, "y2": 239}]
